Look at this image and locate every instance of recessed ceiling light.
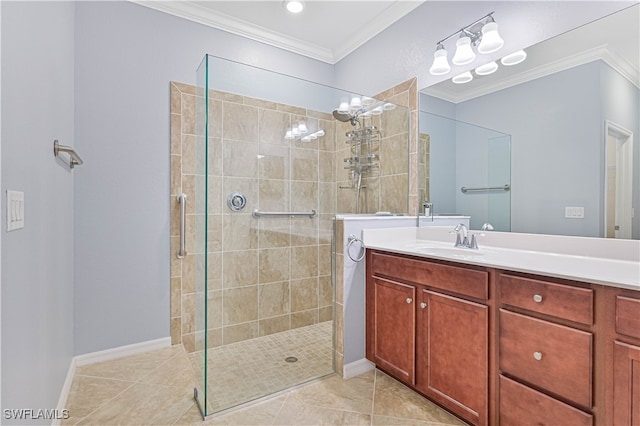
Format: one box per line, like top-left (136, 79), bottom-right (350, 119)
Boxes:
top-left (284, 1), bottom-right (304, 14)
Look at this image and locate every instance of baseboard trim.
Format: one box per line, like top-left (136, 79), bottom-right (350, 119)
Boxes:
top-left (53, 357), bottom-right (76, 426)
top-left (343, 358), bottom-right (375, 379)
top-left (74, 337), bottom-right (172, 366)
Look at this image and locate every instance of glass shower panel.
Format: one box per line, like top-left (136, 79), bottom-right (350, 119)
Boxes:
top-left (420, 111), bottom-right (511, 230)
top-left (192, 54), bottom-right (410, 418)
top-left (193, 55), bottom-right (208, 414)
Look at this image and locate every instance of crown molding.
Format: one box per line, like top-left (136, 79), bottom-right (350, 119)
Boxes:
top-left (425, 45), bottom-right (640, 104)
top-left (131, 1), bottom-right (423, 64)
top-left (131, 0), bottom-right (334, 63)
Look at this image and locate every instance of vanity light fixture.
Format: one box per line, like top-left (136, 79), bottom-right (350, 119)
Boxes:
top-left (475, 61), bottom-right (498, 76)
top-left (284, 0), bottom-right (304, 14)
top-left (501, 49), bottom-right (527, 66)
top-left (429, 12), bottom-right (504, 76)
top-left (452, 71), bottom-right (473, 84)
top-left (284, 122), bottom-right (323, 142)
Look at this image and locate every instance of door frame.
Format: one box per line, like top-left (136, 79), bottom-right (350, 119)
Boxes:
top-left (603, 120), bottom-right (634, 239)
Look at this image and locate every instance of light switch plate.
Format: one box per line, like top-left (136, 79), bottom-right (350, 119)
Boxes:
top-left (6, 190), bottom-right (25, 231)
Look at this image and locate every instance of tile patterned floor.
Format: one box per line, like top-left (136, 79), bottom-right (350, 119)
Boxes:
top-left (193, 321), bottom-right (333, 413)
top-left (63, 332), bottom-right (466, 425)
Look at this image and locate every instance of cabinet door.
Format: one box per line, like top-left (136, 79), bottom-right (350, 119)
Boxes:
top-left (417, 290), bottom-right (488, 425)
top-left (371, 277), bottom-right (416, 384)
top-left (613, 341), bottom-right (640, 426)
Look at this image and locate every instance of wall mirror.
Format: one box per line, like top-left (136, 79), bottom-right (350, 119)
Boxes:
top-left (419, 4), bottom-right (639, 239)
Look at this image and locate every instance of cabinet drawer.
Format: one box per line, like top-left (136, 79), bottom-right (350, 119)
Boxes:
top-left (499, 375), bottom-right (592, 426)
top-left (616, 296), bottom-right (640, 340)
top-left (370, 251), bottom-right (488, 300)
top-left (499, 309), bottom-right (592, 408)
top-left (500, 274), bottom-right (593, 325)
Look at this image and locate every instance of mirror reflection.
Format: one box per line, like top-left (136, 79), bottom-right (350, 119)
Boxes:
top-left (420, 4), bottom-right (639, 239)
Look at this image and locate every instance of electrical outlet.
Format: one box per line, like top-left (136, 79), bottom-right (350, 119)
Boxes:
top-left (6, 190), bottom-right (25, 231)
top-left (565, 206), bottom-right (584, 219)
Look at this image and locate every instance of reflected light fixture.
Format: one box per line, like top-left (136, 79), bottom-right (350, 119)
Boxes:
top-left (475, 61), bottom-right (498, 76)
top-left (501, 49), bottom-right (527, 66)
top-left (429, 12), bottom-right (504, 76)
top-left (284, 1), bottom-right (304, 14)
top-left (452, 71), bottom-right (473, 84)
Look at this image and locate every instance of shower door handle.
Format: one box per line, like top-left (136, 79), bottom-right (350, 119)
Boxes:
top-left (176, 193), bottom-right (187, 259)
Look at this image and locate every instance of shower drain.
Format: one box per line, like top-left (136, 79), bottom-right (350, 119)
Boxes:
top-left (284, 356), bottom-right (298, 363)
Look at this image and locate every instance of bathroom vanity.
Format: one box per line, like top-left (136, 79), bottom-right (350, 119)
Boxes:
top-left (363, 227), bottom-right (640, 426)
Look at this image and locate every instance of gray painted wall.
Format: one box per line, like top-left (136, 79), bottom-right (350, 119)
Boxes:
top-left (1, 1), bottom-right (75, 420)
top-left (73, 1), bottom-right (334, 355)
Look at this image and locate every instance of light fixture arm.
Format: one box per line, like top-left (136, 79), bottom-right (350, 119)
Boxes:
top-left (435, 11), bottom-right (495, 46)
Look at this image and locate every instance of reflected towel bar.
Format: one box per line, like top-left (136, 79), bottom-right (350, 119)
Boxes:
top-left (252, 209), bottom-right (317, 218)
top-left (176, 193), bottom-right (187, 259)
top-left (461, 184), bottom-right (510, 193)
top-left (53, 140), bottom-right (83, 169)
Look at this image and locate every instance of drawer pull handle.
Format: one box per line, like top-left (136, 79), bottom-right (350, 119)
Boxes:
top-left (533, 294), bottom-right (543, 303)
top-left (533, 351), bottom-right (543, 361)
top-left (420, 302), bottom-right (427, 309)
top-left (406, 298), bottom-right (413, 304)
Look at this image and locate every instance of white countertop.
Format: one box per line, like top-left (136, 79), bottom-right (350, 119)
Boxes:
top-left (362, 227), bottom-right (640, 291)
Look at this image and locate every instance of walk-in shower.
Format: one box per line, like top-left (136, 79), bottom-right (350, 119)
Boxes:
top-left (169, 54), bottom-right (410, 418)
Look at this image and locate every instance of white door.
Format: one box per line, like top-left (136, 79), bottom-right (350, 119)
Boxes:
top-left (604, 121), bottom-right (634, 239)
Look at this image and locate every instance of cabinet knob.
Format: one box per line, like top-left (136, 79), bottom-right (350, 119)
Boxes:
top-left (420, 302), bottom-right (427, 309)
top-left (533, 351), bottom-right (543, 361)
top-left (533, 294), bottom-right (543, 303)
top-left (406, 298), bottom-right (413, 304)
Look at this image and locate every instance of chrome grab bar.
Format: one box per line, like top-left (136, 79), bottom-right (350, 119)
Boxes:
top-left (53, 140), bottom-right (83, 169)
top-left (461, 184), bottom-right (510, 193)
top-left (176, 193), bottom-right (187, 259)
top-left (252, 209), bottom-right (316, 218)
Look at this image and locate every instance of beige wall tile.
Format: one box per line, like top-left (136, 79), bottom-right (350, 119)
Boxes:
top-left (207, 214), bottom-right (223, 252)
top-left (291, 309), bottom-right (318, 329)
top-left (170, 83), bottom-right (182, 113)
top-left (291, 217), bottom-right (318, 246)
top-left (335, 303), bottom-right (344, 355)
top-left (170, 236), bottom-right (181, 278)
top-left (259, 144), bottom-right (289, 180)
top-left (170, 317), bottom-right (181, 345)
top-left (259, 179), bottom-right (289, 212)
top-left (222, 139), bottom-right (258, 178)
top-left (207, 328), bottom-right (223, 348)
top-left (291, 148), bottom-right (319, 182)
top-left (291, 246), bottom-right (318, 279)
top-left (171, 277), bottom-right (181, 318)
top-left (380, 134), bottom-right (409, 177)
top-left (258, 217), bottom-right (290, 248)
top-left (245, 97), bottom-right (277, 110)
top-left (174, 81), bottom-right (196, 95)
top-left (259, 315), bottom-right (291, 336)
top-left (318, 245), bottom-right (331, 277)
top-left (181, 94), bottom-right (196, 135)
top-left (335, 255), bottom-right (344, 305)
top-left (223, 101), bottom-right (258, 142)
top-left (318, 275), bottom-right (332, 308)
top-left (207, 290), bottom-right (223, 329)
top-left (223, 286), bottom-right (258, 325)
top-left (318, 120), bottom-right (335, 152)
top-left (181, 293), bottom-right (196, 334)
top-left (291, 181), bottom-right (317, 212)
top-left (319, 306), bottom-right (333, 322)
top-left (206, 252), bottom-right (222, 291)
top-left (380, 174), bottom-right (408, 214)
top-left (208, 99), bottom-right (223, 139)
top-left (223, 214), bottom-right (258, 251)
top-left (170, 114), bottom-right (181, 155)
top-left (223, 321), bottom-right (259, 345)
top-left (259, 281), bottom-right (290, 318)
top-left (318, 183), bottom-right (336, 215)
top-left (223, 250), bottom-right (258, 288)
top-left (259, 247), bottom-right (291, 284)
top-left (259, 109), bottom-right (290, 146)
top-left (291, 278), bottom-right (318, 312)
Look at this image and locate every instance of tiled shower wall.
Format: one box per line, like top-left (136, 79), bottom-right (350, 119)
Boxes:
top-left (170, 78), bottom-right (419, 351)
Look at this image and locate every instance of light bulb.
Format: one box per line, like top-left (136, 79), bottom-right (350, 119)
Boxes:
top-left (383, 103), bottom-right (396, 111)
top-left (337, 97), bottom-right (349, 113)
top-left (501, 50), bottom-right (527, 66)
top-left (452, 71), bottom-right (473, 84)
top-left (475, 61), bottom-right (498, 76)
top-left (309, 133), bottom-right (318, 140)
top-left (349, 96), bottom-right (362, 111)
top-left (284, 130), bottom-right (294, 140)
top-left (429, 44), bottom-right (451, 75)
top-left (292, 126), bottom-right (300, 137)
top-left (284, 1), bottom-right (304, 14)
top-left (452, 35), bottom-right (476, 65)
top-left (315, 129), bottom-right (325, 137)
top-left (301, 136), bottom-right (311, 142)
top-left (371, 106), bottom-right (383, 115)
top-left (477, 21), bottom-right (504, 54)
top-left (298, 121), bottom-right (308, 134)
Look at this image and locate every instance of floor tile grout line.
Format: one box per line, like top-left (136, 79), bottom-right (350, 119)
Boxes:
top-left (66, 380), bottom-right (139, 425)
top-left (370, 369), bottom-right (377, 426)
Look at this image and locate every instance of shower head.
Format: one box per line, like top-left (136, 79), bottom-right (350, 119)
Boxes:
top-left (333, 110), bottom-right (360, 126)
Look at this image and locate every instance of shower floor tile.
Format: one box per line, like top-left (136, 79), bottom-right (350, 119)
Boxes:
top-left (196, 321), bottom-right (333, 414)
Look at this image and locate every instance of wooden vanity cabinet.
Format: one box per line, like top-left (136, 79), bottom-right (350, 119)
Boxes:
top-left (606, 288), bottom-right (640, 426)
top-left (366, 250), bottom-right (491, 426)
top-left (497, 272), bottom-right (595, 425)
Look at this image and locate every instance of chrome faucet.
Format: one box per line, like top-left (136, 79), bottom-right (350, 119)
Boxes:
top-left (453, 222), bottom-right (493, 249)
top-left (452, 223), bottom-right (470, 248)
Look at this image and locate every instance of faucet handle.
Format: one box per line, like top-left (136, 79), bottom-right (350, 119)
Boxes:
top-left (481, 223), bottom-right (494, 231)
top-left (469, 233), bottom-right (479, 249)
